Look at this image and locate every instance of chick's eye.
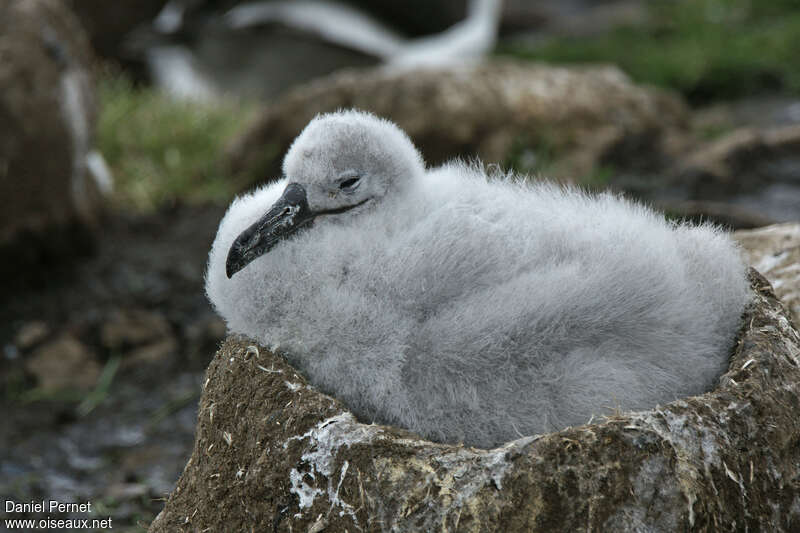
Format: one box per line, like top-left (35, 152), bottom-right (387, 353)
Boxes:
top-left (339, 177), bottom-right (360, 190)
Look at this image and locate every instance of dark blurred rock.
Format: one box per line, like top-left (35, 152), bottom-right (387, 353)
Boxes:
top-left (675, 125), bottom-right (800, 222)
top-left (736, 222), bottom-right (800, 324)
top-left (185, 315), bottom-right (227, 362)
top-left (125, 337), bottom-right (179, 366)
top-left (14, 321), bottom-right (51, 351)
top-left (0, 0), bottom-right (103, 250)
top-left (149, 270), bottom-right (800, 532)
top-left (25, 334), bottom-right (101, 391)
top-left (66, 0), bottom-right (168, 63)
top-left (693, 96), bottom-right (800, 132)
top-left (101, 309), bottom-right (173, 350)
top-left (106, 482), bottom-right (150, 501)
top-left (228, 60), bottom-right (688, 184)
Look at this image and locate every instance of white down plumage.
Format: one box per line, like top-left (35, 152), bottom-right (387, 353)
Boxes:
top-left (206, 110), bottom-right (749, 448)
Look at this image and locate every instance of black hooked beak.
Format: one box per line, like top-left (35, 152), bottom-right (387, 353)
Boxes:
top-left (226, 183), bottom-right (313, 278)
top-left (225, 182), bottom-right (371, 278)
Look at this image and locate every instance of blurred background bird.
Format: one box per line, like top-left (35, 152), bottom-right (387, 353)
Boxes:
top-left (127, 0), bottom-right (503, 99)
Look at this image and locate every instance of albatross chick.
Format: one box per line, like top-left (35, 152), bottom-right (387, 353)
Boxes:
top-left (206, 110), bottom-right (749, 448)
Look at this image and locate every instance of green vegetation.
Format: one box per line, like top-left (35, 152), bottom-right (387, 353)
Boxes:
top-left (499, 0), bottom-right (800, 103)
top-left (581, 165), bottom-right (615, 189)
top-left (77, 355), bottom-right (121, 416)
top-left (504, 133), bottom-right (556, 177)
top-left (504, 133), bottom-right (615, 189)
top-left (11, 355), bottom-right (121, 413)
top-left (97, 75), bottom-right (256, 212)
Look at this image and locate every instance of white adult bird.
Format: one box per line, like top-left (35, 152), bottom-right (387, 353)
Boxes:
top-left (226, 0), bottom-right (503, 69)
top-left (144, 0), bottom-right (502, 99)
top-left (206, 110), bottom-right (750, 449)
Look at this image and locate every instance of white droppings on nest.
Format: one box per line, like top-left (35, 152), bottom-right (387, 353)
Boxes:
top-left (289, 468), bottom-right (323, 509)
top-left (284, 414), bottom-right (376, 470)
top-left (327, 460), bottom-right (359, 522)
top-left (282, 412), bottom-right (536, 519)
top-left (284, 381), bottom-right (302, 391)
top-left (244, 345), bottom-right (259, 361)
top-left (722, 460), bottom-right (750, 509)
top-left (700, 430), bottom-right (721, 465)
top-left (608, 454), bottom-right (684, 531)
top-left (256, 363), bottom-right (282, 374)
top-left (479, 434), bottom-right (541, 491)
top-left (625, 411), bottom-right (702, 526)
top-left (283, 414), bottom-right (378, 512)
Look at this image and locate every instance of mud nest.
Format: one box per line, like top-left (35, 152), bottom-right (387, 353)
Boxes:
top-left (150, 269), bottom-right (800, 532)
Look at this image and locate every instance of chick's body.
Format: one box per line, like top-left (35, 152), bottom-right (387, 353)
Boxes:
top-left (206, 111), bottom-right (749, 448)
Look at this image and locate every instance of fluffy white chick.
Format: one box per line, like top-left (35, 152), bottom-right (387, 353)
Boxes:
top-left (206, 110), bottom-right (749, 448)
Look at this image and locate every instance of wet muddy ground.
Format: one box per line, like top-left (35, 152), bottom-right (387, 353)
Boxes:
top-left (1, 205), bottom-right (226, 531)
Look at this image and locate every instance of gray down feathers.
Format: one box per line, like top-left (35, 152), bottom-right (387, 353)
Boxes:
top-left (206, 110), bottom-right (750, 448)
